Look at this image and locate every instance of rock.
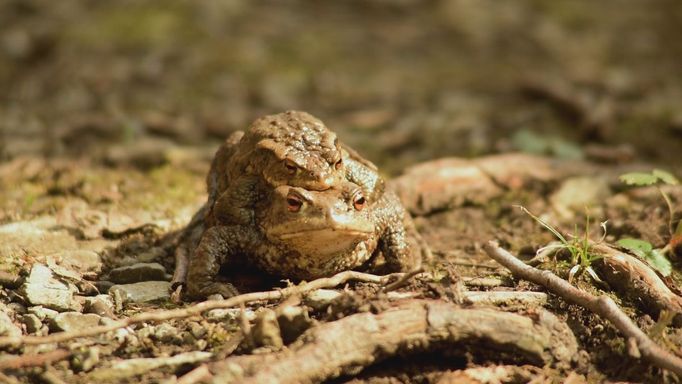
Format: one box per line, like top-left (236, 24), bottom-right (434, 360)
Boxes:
top-left (56, 250), bottom-right (103, 274)
top-left (87, 351), bottom-right (212, 381)
top-left (109, 281), bottom-right (171, 303)
top-left (151, 323), bottom-right (183, 344)
top-left (188, 322), bottom-right (207, 339)
top-left (390, 158), bottom-right (503, 215)
top-left (84, 295), bottom-right (115, 318)
top-left (108, 263), bottom-right (167, 284)
top-left (0, 306), bottom-right (21, 338)
top-left (475, 153), bottom-right (590, 190)
top-left (0, 218), bottom-right (78, 267)
top-left (72, 347), bottom-right (100, 372)
top-left (277, 305), bottom-right (313, 344)
top-left (94, 280), bottom-right (114, 294)
top-left (104, 137), bottom-right (174, 169)
top-left (251, 308), bottom-right (283, 349)
top-left (21, 314), bottom-right (43, 334)
top-left (0, 271), bottom-right (22, 288)
top-left (28, 306), bottom-right (59, 321)
top-left (206, 308), bottom-right (256, 322)
top-left (304, 289), bottom-right (343, 310)
top-left (20, 264), bottom-right (81, 312)
top-left (50, 312), bottom-right (102, 332)
top-left (550, 176), bottom-right (611, 218)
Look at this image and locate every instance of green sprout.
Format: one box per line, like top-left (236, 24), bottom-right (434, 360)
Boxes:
top-left (618, 169), bottom-right (679, 276)
top-left (516, 205), bottom-right (606, 284)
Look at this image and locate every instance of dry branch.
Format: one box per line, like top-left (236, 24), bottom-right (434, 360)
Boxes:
top-left (209, 300), bottom-right (578, 383)
top-left (0, 349), bottom-right (71, 371)
top-left (483, 241), bottom-right (682, 376)
top-left (0, 270), bottom-right (402, 348)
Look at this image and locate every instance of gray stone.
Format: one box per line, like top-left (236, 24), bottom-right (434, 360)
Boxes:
top-left (50, 312), bottom-right (102, 332)
top-left (28, 306), bottom-right (59, 321)
top-left (550, 176), bottom-right (611, 218)
top-left (206, 307), bottom-right (255, 322)
top-left (152, 323), bottom-right (182, 344)
top-left (0, 308), bottom-right (21, 338)
top-left (108, 263), bottom-right (167, 284)
top-left (21, 264), bottom-right (81, 312)
top-left (304, 289), bottom-right (343, 310)
top-left (87, 351), bottom-right (211, 381)
top-left (56, 250), bottom-right (103, 274)
top-left (390, 158), bottom-right (502, 215)
top-left (109, 281), bottom-right (171, 303)
top-left (94, 280), bottom-right (114, 294)
top-left (84, 295), bottom-right (115, 318)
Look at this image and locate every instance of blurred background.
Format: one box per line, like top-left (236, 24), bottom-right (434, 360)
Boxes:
top-left (2, 0), bottom-right (682, 174)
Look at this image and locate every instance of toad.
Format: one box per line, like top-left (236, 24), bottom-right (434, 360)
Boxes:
top-left (186, 180), bottom-right (422, 298)
top-left (172, 111), bottom-right (427, 298)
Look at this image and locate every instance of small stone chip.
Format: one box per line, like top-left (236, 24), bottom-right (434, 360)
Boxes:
top-left (107, 263), bottom-right (167, 284)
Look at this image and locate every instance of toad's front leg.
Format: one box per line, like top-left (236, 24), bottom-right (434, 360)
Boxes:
top-left (185, 225), bottom-right (254, 300)
top-left (376, 194), bottom-right (427, 272)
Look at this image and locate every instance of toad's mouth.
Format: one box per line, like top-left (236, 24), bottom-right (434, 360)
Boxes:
top-left (277, 228), bottom-right (372, 239)
top-left (267, 227), bottom-right (374, 256)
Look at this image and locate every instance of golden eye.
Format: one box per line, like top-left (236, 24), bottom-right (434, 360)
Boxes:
top-left (353, 193), bottom-right (366, 211)
top-left (283, 159), bottom-right (298, 175)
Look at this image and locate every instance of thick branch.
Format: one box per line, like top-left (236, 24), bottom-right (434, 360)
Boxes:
top-left (0, 270), bottom-right (401, 348)
top-left (590, 243), bottom-right (682, 315)
top-left (209, 300), bottom-right (578, 383)
top-left (483, 241), bottom-right (682, 376)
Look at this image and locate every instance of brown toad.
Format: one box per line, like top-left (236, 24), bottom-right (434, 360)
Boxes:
top-left (185, 180), bottom-right (424, 298)
top-left (172, 111), bottom-right (427, 299)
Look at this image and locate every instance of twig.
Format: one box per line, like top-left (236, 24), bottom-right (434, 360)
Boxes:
top-left (0, 349), bottom-right (72, 370)
top-left (381, 268), bottom-right (423, 293)
top-left (449, 260), bottom-right (499, 269)
top-left (0, 270), bottom-right (402, 348)
top-left (483, 241), bottom-right (682, 376)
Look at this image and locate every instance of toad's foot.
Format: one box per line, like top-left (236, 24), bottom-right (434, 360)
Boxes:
top-left (187, 281), bottom-right (240, 300)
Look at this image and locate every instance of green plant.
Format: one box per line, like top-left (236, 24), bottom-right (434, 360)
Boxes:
top-left (615, 238), bottom-right (672, 277)
top-left (516, 205), bottom-right (606, 284)
top-left (618, 169), bottom-right (679, 276)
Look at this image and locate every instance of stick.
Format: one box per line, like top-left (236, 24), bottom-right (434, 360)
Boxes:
top-left (0, 270), bottom-right (402, 348)
top-left (0, 349), bottom-right (71, 370)
top-left (483, 241), bottom-right (682, 376)
top-left (381, 268), bottom-right (423, 293)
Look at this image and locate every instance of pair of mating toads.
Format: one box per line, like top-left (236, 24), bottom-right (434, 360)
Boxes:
top-left (172, 111), bottom-right (428, 299)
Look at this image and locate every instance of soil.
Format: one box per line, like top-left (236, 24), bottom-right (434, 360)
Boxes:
top-left (1, 1), bottom-right (682, 383)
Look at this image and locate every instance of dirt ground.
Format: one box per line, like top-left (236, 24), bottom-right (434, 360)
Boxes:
top-left (2, 1), bottom-right (682, 383)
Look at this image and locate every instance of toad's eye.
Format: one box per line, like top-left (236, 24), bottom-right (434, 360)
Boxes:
top-left (283, 159), bottom-right (298, 175)
top-left (353, 193), bottom-right (366, 211)
top-left (287, 195), bottom-right (303, 213)
top-left (334, 159), bottom-right (343, 170)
